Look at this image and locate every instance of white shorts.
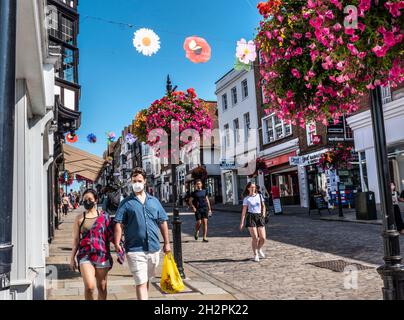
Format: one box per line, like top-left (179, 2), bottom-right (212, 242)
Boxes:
top-left (126, 251), bottom-right (160, 286)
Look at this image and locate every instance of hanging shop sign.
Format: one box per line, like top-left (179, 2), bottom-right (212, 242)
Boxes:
top-left (312, 134), bottom-right (322, 145)
top-left (289, 149), bottom-right (329, 167)
top-left (262, 151), bottom-right (296, 168)
top-left (219, 159), bottom-right (237, 170)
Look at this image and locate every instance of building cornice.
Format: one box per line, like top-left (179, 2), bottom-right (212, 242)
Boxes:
top-left (347, 97), bottom-right (404, 131)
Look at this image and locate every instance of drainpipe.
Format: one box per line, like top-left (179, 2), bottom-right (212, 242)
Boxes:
top-left (0, 0), bottom-right (17, 295)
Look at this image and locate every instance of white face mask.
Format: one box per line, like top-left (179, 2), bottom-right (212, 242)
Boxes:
top-left (132, 182), bottom-right (145, 193)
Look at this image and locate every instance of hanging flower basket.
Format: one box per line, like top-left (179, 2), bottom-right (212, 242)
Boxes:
top-left (59, 171), bottom-right (74, 186)
top-left (76, 174), bottom-right (92, 183)
top-left (255, 0), bottom-right (403, 126)
top-left (318, 143), bottom-right (354, 170)
top-left (133, 88), bottom-right (213, 158)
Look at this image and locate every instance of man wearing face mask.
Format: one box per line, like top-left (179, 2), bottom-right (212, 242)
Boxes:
top-left (114, 167), bottom-right (171, 300)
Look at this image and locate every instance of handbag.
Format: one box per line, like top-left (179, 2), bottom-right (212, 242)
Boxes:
top-left (259, 194), bottom-right (269, 224)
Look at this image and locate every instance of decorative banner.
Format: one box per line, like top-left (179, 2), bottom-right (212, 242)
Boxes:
top-left (66, 133), bottom-right (78, 143)
top-left (133, 28), bottom-right (160, 56)
top-left (87, 133), bottom-right (97, 144)
top-left (125, 133), bottom-right (137, 144)
top-left (183, 36), bottom-right (211, 63)
top-left (235, 38), bottom-right (257, 71)
top-left (106, 132), bottom-right (116, 144)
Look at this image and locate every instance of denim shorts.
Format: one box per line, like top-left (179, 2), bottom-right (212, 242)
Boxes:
top-left (79, 256), bottom-right (111, 269)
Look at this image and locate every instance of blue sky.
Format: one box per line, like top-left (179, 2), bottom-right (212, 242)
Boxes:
top-left (74, 0), bottom-right (261, 157)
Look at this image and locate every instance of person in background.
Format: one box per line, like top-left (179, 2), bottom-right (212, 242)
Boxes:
top-left (391, 182), bottom-right (404, 235)
top-left (240, 182), bottom-right (267, 262)
top-left (62, 193), bottom-right (70, 216)
top-left (70, 189), bottom-right (116, 300)
top-left (189, 179), bottom-right (212, 242)
top-left (114, 167), bottom-right (171, 300)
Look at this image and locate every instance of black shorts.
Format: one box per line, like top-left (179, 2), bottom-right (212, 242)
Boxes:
top-left (195, 209), bottom-right (209, 221)
top-left (246, 213), bottom-right (265, 228)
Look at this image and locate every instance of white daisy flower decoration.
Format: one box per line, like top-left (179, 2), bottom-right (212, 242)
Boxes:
top-left (133, 28), bottom-right (160, 56)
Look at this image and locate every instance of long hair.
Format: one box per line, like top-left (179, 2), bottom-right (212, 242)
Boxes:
top-left (242, 182), bottom-right (256, 199)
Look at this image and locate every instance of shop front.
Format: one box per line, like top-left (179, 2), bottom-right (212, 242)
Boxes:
top-left (260, 151), bottom-right (300, 205)
top-left (291, 149), bottom-right (361, 208)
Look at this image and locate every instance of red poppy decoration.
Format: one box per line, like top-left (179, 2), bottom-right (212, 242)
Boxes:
top-left (66, 133), bottom-right (78, 143)
top-left (183, 36), bottom-right (211, 64)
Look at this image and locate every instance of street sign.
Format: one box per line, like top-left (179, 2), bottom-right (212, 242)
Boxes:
top-left (219, 159), bottom-right (237, 170)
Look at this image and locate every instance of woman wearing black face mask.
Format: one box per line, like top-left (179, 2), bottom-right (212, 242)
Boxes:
top-left (70, 189), bottom-right (118, 300)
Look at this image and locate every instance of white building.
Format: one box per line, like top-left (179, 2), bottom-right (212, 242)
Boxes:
top-left (3, 0), bottom-right (59, 300)
top-left (347, 86), bottom-right (404, 203)
top-left (216, 68), bottom-right (259, 204)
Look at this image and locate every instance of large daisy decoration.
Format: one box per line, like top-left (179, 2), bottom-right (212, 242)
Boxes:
top-left (235, 39), bottom-right (257, 71)
top-left (183, 36), bottom-right (211, 64)
top-left (133, 28), bottom-right (160, 56)
top-left (125, 133), bottom-right (137, 145)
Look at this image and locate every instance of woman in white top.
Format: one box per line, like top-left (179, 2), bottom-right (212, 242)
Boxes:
top-left (239, 182), bottom-right (267, 262)
top-left (391, 182), bottom-right (404, 235)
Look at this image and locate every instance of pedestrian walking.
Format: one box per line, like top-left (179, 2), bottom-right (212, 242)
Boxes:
top-left (62, 193), bottom-right (70, 216)
top-left (69, 189), bottom-right (115, 300)
top-left (114, 167), bottom-right (171, 300)
top-left (239, 182), bottom-right (267, 262)
top-left (189, 179), bottom-right (212, 242)
top-left (391, 182), bottom-right (404, 235)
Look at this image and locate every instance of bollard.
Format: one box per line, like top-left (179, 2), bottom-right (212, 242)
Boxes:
top-left (172, 207), bottom-right (186, 279)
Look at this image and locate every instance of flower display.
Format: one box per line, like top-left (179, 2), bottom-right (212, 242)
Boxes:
top-left (125, 133), bottom-right (137, 144)
top-left (106, 132), bottom-right (116, 144)
top-left (59, 171), bottom-right (74, 186)
top-left (255, 0), bottom-right (404, 126)
top-left (318, 143), bottom-right (354, 170)
top-left (133, 88), bottom-right (213, 158)
top-left (76, 174), bottom-right (92, 183)
top-left (133, 28), bottom-right (161, 56)
top-left (66, 133), bottom-right (78, 143)
top-left (87, 133), bottom-right (97, 144)
top-left (235, 38), bottom-right (257, 71)
top-left (183, 36), bottom-right (212, 63)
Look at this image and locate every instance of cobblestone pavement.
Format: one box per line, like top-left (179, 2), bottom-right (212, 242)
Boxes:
top-left (178, 208), bottom-right (404, 300)
top-left (46, 208), bottom-right (237, 300)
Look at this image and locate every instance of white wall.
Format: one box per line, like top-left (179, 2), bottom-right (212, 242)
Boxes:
top-left (64, 88), bottom-right (76, 110)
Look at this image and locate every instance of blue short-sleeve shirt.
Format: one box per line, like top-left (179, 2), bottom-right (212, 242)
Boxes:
top-left (114, 193), bottom-right (169, 253)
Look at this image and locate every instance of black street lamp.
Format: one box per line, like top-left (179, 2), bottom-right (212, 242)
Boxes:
top-left (166, 76), bottom-right (185, 279)
top-left (371, 86), bottom-right (404, 299)
top-left (0, 0), bottom-right (17, 295)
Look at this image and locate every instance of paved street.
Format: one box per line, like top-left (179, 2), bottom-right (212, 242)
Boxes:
top-left (46, 208), bottom-right (237, 300)
top-left (179, 207), bottom-right (404, 300)
top-left (46, 206), bottom-right (404, 300)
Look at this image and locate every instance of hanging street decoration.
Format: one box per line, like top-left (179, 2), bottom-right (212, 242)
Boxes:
top-left (133, 28), bottom-right (161, 56)
top-left (125, 133), bottom-right (137, 144)
top-left (59, 171), bottom-right (74, 186)
top-left (66, 132), bottom-right (78, 143)
top-left (106, 131), bottom-right (116, 144)
top-left (234, 38), bottom-right (257, 71)
top-left (183, 36), bottom-right (212, 63)
top-left (87, 133), bottom-right (97, 144)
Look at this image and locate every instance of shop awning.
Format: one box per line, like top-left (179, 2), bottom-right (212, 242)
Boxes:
top-left (63, 144), bottom-right (105, 182)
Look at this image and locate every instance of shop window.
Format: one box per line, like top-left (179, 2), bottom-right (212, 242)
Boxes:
top-left (262, 113), bottom-right (292, 144)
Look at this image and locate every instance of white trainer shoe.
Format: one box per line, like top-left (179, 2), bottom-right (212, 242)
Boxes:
top-left (253, 254), bottom-right (260, 262)
top-left (258, 249), bottom-right (266, 259)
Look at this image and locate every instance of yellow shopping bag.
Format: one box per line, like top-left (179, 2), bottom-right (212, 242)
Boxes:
top-left (160, 252), bottom-right (185, 294)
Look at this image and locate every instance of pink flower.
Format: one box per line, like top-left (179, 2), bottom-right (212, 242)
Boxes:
top-left (385, 1), bottom-right (403, 17)
top-left (359, 0), bottom-right (371, 11)
top-left (350, 35), bottom-right (360, 42)
top-left (332, 23), bottom-right (342, 32)
top-left (389, 59), bottom-right (403, 78)
top-left (345, 28), bottom-right (355, 36)
top-left (293, 33), bottom-right (302, 39)
top-left (347, 43), bottom-right (359, 56)
top-left (294, 47), bottom-right (303, 55)
top-left (358, 52), bottom-right (367, 59)
top-left (307, 0), bottom-right (317, 9)
top-left (307, 70), bottom-right (316, 78)
top-left (305, 32), bottom-right (312, 39)
top-left (291, 68), bottom-right (301, 78)
top-left (325, 10), bottom-right (334, 19)
top-left (330, 0), bottom-right (342, 10)
top-left (322, 56), bottom-right (333, 70)
top-left (336, 61), bottom-right (345, 71)
top-left (383, 31), bottom-right (396, 47)
top-left (357, 22), bottom-right (366, 33)
top-left (372, 45), bottom-right (388, 57)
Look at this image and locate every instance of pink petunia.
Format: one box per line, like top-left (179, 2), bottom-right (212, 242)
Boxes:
top-left (291, 68), bottom-right (301, 78)
top-left (294, 47), bottom-right (303, 55)
top-left (347, 43), bottom-right (359, 56)
top-left (372, 45), bottom-right (388, 57)
top-left (383, 31), bottom-right (396, 47)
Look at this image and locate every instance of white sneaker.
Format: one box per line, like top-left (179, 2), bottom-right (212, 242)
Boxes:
top-left (253, 254), bottom-right (260, 262)
top-left (258, 249), bottom-right (266, 259)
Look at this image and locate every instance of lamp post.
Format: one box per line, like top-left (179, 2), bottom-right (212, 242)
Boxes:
top-left (0, 0), bottom-right (17, 298)
top-left (166, 76), bottom-right (185, 279)
top-left (371, 86), bottom-right (404, 299)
